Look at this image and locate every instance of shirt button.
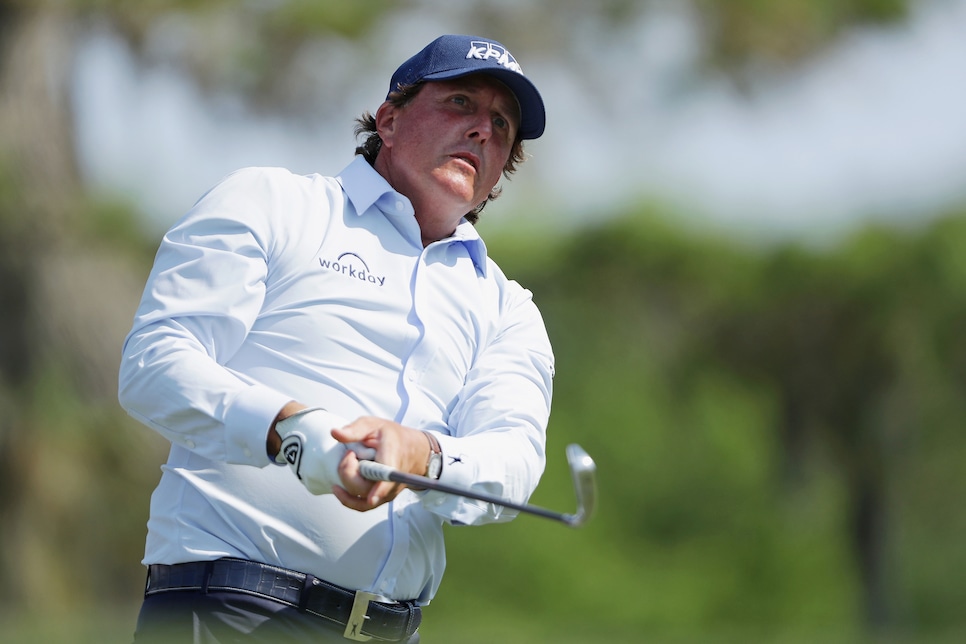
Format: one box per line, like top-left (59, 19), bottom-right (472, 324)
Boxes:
top-left (395, 200), bottom-right (404, 211)
top-left (244, 448), bottom-right (252, 459)
top-left (186, 439), bottom-right (195, 449)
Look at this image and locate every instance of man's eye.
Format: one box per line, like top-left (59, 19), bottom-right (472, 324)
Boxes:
top-left (451, 96), bottom-right (467, 105)
top-left (494, 116), bottom-right (508, 129)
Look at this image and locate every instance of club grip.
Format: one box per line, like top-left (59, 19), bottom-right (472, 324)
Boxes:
top-left (358, 460), bottom-right (395, 482)
top-left (346, 442), bottom-right (376, 461)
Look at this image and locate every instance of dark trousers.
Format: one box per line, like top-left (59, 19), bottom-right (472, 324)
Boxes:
top-left (133, 589), bottom-right (421, 643)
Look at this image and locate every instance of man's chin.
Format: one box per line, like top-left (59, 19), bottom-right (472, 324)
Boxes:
top-left (432, 174), bottom-right (485, 210)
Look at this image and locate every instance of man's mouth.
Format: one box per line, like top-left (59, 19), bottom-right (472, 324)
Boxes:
top-left (451, 152), bottom-right (480, 172)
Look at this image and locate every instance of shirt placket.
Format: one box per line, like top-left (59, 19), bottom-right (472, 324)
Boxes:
top-left (373, 245), bottom-right (439, 598)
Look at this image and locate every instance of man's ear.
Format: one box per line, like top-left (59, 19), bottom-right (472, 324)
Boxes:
top-left (374, 102), bottom-right (397, 147)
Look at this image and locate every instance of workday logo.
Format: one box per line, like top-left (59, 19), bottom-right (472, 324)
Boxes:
top-left (466, 41), bottom-right (523, 74)
top-left (319, 252), bottom-right (386, 287)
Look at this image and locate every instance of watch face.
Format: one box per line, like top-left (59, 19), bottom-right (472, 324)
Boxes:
top-left (427, 453), bottom-right (442, 479)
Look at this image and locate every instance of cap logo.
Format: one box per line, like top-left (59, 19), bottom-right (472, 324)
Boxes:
top-left (466, 41), bottom-right (523, 74)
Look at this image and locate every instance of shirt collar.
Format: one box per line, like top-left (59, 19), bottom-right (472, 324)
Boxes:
top-left (449, 219), bottom-right (488, 277)
top-left (336, 155), bottom-right (489, 276)
top-left (337, 155), bottom-right (406, 216)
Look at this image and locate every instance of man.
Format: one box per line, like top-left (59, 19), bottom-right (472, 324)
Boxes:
top-left (119, 34), bottom-right (553, 642)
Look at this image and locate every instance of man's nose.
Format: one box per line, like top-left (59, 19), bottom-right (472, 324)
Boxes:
top-left (467, 115), bottom-right (493, 143)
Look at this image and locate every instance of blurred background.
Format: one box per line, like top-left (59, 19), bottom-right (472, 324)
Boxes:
top-left (1, 0), bottom-right (964, 642)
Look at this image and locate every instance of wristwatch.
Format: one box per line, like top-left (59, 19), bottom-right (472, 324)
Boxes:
top-left (423, 431), bottom-right (442, 480)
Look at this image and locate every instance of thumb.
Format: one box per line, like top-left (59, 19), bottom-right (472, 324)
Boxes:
top-left (331, 423), bottom-right (367, 444)
top-left (332, 424), bottom-right (377, 460)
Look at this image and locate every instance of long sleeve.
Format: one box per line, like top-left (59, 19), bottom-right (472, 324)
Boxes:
top-left (118, 157), bottom-right (556, 602)
top-left (118, 168), bottom-right (295, 466)
top-left (422, 269), bottom-right (555, 526)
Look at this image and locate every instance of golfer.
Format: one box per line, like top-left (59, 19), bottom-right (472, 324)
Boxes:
top-left (119, 34), bottom-right (553, 642)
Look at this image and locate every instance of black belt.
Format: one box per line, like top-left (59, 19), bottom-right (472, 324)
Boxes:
top-left (145, 558), bottom-right (421, 642)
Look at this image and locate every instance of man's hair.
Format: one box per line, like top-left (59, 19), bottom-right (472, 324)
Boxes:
top-left (354, 82), bottom-right (527, 225)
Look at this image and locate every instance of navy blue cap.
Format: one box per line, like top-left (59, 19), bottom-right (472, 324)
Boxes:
top-left (388, 35), bottom-right (546, 140)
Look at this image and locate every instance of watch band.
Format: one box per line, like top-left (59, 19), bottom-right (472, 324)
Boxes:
top-left (422, 431), bottom-right (442, 480)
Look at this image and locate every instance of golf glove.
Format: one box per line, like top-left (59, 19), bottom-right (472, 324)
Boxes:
top-left (274, 407), bottom-right (351, 495)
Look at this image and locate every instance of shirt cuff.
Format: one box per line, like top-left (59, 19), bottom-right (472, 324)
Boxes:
top-left (223, 383), bottom-right (295, 467)
top-left (421, 432), bottom-right (493, 524)
top-left (432, 433), bottom-right (475, 488)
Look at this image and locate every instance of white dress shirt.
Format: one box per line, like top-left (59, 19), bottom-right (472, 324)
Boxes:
top-left (118, 156), bottom-right (554, 603)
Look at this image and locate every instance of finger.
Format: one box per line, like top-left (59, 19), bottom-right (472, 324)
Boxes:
top-left (345, 442), bottom-right (377, 460)
top-left (331, 417), bottom-right (378, 444)
top-left (342, 450), bottom-right (394, 504)
top-left (332, 481), bottom-right (401, 511)
top-left (368, 481), bottom-right (403, 507)
top-left (333, 426), bottom-right (379, 461)
top-left (332, 485), bottom-right (372, 512)
top-left (337, 451), bottom-right (371, 492)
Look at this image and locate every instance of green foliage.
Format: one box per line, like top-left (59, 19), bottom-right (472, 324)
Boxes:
top-left (64, 0), bottom-right (915, 96)
top-left (74, 0), bottom-right (391, 35)
top-left (3, 364), bottom-right (168, 609)
top-left (0, 1), bottom-right (955, 640)
top-left (263, 0), bottom-right (394, 39)
top-left (424, 205), bottom-right (966, 641)
top-left (3, 201), bottom-right (965, 642)
top-left (697, 0), bottom-right (909, 71)
top-left (78, 194), bottom-right (161, 264)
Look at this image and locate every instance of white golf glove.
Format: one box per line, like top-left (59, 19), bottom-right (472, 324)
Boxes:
top-left (274, 407), bottom-right (351, 495)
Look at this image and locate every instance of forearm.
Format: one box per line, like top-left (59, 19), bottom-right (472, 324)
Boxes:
top-left (119, 318), bottom-right (293, 466)
top-left (266, 400), bottom-right (308, 459)
top-left (423, 289), bottom-right (554, 524)
top-left (429, 425), bottom-right (546, 519)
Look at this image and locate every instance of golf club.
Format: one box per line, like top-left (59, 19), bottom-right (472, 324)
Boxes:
top-left (357, 443), bottom-right (597, 528)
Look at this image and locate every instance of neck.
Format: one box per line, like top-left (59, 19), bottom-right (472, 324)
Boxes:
top-left (373, 152), bottom-right (465, 247)
top-left (418, 219), bottom-right (459, 247)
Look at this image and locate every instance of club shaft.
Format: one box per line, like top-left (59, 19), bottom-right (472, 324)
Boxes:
top-left (363, 463), bottom-right (574, 524)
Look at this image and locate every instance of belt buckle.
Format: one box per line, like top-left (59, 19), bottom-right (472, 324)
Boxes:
top-left (344, 590), bottom-right (378, 641)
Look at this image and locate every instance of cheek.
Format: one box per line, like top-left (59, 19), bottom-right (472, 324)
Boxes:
top-left (483, 154), bottom-right (509, 187)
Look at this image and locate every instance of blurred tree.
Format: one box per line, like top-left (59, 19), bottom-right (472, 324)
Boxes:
top-left (696, 0), bottom-right (908, 70)
top-left (0, 0), bottom-right (79, 601)
top-left (698, 246), bottom-right (897, 628)
top-left (0, 0), bottom-right (937, 639)
top-left (63, 0), bottom-right (915, 113)
top-left (0, 0), bottom-right (163, 611)
top-left (485, 209), bottom-right (966, 639)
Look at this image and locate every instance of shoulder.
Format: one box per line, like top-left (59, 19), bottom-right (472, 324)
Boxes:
top-left (196, 167), bottom-right (342, 218)
top-left (213, 166), bottom-right (337, 195)
top-left (477, 255), bottom-right (539, 319)
top-left (177, 167), bottom-right (344, 244)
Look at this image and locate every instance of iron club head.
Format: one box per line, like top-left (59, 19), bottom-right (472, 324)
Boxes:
top-left (563, 443), bottom-right (597, 527)
top-left (358, 442), bottom-right (598, 528)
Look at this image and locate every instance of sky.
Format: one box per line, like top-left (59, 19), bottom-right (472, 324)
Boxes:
top-left (71, 0), bottom-right (966, 244)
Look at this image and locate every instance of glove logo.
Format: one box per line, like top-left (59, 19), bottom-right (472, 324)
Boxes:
top-left (279, 434), bottom-right (304, 477)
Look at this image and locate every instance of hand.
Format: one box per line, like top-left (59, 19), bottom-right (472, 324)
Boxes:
top-left (274, 407), bottom-right (349, 495)
top-left (330, 417), bottom-right (433, 511)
